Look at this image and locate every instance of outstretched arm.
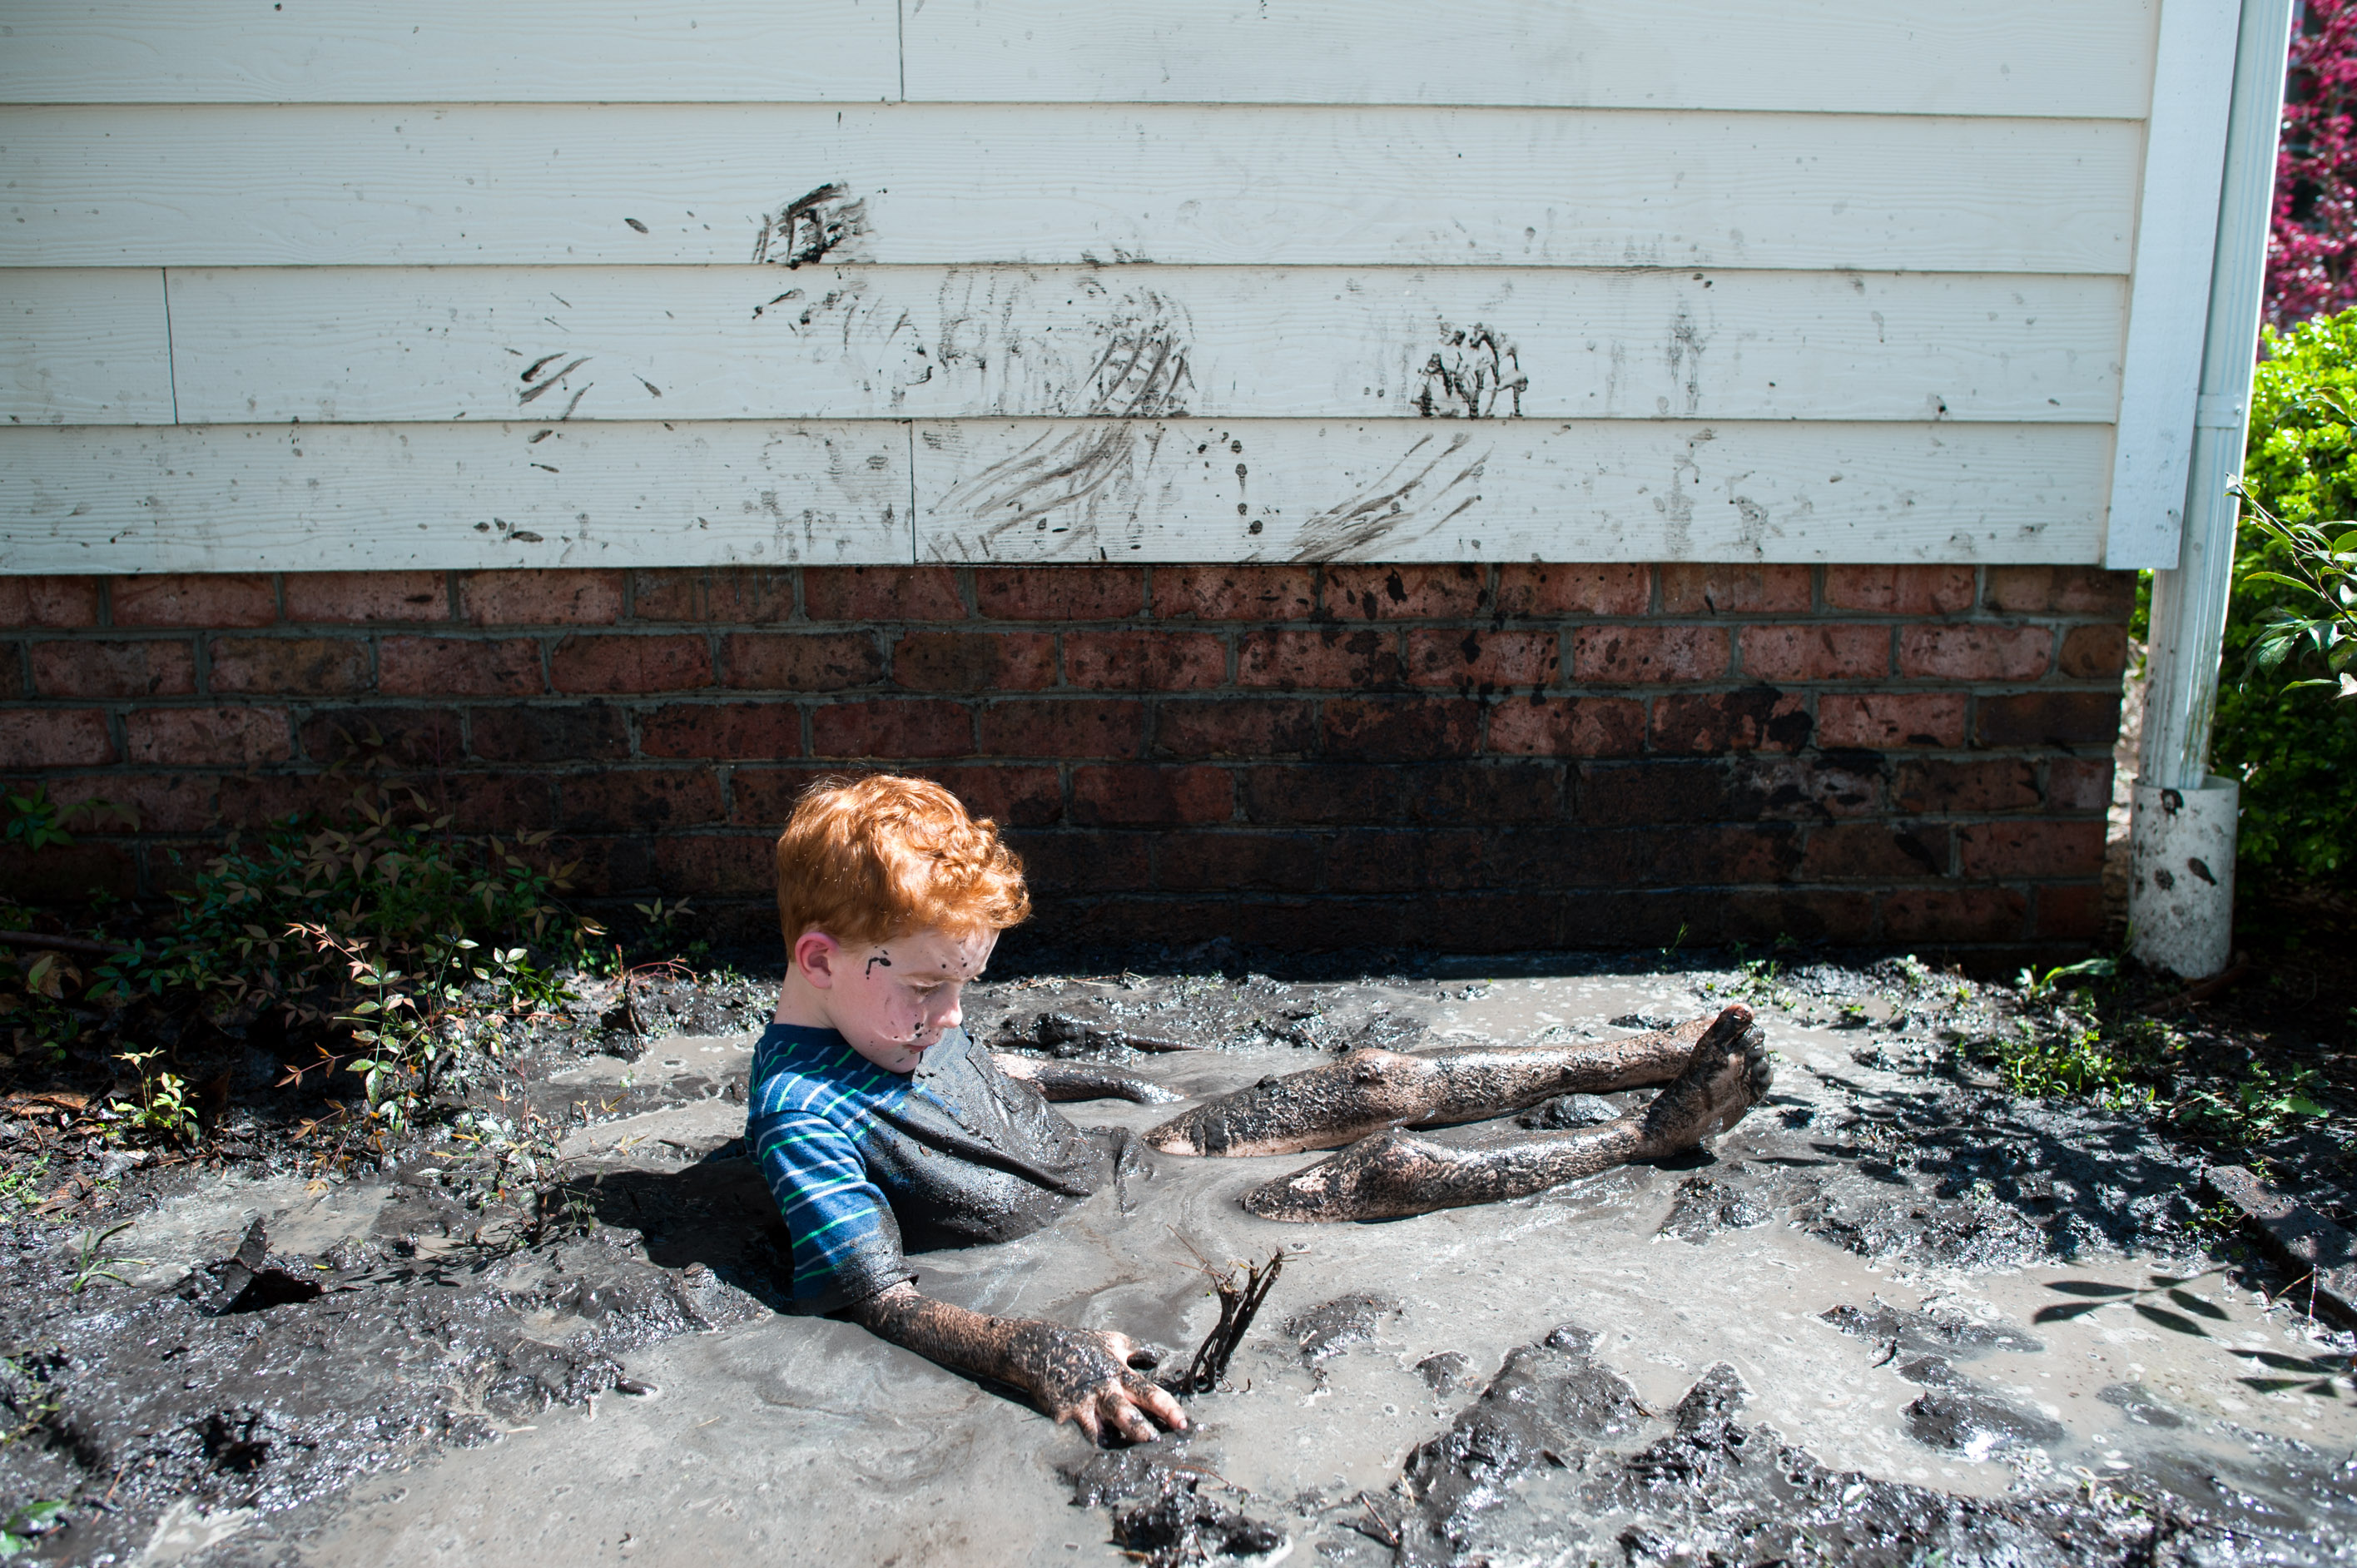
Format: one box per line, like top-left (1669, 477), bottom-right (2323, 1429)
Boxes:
top-left (846, 1281), bottom-right (1189, 1444)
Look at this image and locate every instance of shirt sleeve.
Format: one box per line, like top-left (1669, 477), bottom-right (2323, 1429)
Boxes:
top-left (749, 1106), bottom-right (911, 1311)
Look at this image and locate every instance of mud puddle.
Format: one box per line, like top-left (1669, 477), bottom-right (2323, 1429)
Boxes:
top-left (62, 969), bottom-right (2325, 1568)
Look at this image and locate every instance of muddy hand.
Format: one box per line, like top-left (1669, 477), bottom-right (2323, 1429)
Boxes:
top-left (1005, 1321), bottom-right (1188, 1444)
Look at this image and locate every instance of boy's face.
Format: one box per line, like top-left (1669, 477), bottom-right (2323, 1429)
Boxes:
top-left (794, 923), bottom-right (997, 1074)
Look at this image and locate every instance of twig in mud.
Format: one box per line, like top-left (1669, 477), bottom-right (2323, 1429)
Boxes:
top-left (1166, 1243), bottom-right (1297, 1396)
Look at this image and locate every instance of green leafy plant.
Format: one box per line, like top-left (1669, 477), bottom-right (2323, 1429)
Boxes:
top-left (2181, 1061), bottom-right (2332, 1146)
top-left (0, 1499), bottom-right (66, 1556)
top-left (2235, 487), bottom-right (2357, 695)
top-left (2, 786), bottom-right (132, 853)
top-left (112, 1047), bottom-right (199, 1148)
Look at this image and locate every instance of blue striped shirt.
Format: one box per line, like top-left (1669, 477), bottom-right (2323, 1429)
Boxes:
top-left (745, 1022), bottom-right (1114, 1311)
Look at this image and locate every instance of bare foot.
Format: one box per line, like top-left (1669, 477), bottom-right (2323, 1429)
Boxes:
top-left (1633, 1003), bottom-right (1772, 1155)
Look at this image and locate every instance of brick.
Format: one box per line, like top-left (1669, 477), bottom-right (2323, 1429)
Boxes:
top-left (207, 636), bottom-right (370, 695)
top-left (2058, 624), bottom-right (2128, 679)
top-left (1411, 763), bottom-right (1563, 825)
top-left (1985, 566), bottom-right (2136, 615)
top-left (125, 707), bottom-right (292, 767)
top-left (1956, 820), bottom-right (2106, 880)
top-left (1064, 630), bottom-right (1227, 690)
top-left (1237, 628), bottom-right (1402, 689)
top-left (0, 708), bottom-right (114, 767)
top-left (380, 636), bottom-right (544, 697)
top-left (1731, 755), bottom-right (1886, 820)
top-left (412, 773), bottom-right (556, 833)
top-left (653, 833), bottom-right (777, 897)
top-left (720, 632), bottom-right (885, 692)
top-left (1154, 698), bottom-right (1318, 759)
top-left (1069, 765), bottom-right (1233, 826)
top-left (2035, 883), bottom-right (2108, 940)
top-left (979, 698), bottom-right (1144, 758)
top-left (1154, 832), bottom-right (1325, 892)
top-left (557, 769), bottom-right (725, 833)
top-left (1816, 692), bottom-right (1967, 749)
top-left (30, 639), bottom-right (196, 697)
top-left (1881, 886), bottom-right (2029, 944)
top-left (916, 765), bottom-right (1064, 829)
top-left (1323, 563), bottom-right (1487, 620)
top-left (1152, 565), bottom-right (1313, 620)
top-left (1975, 691), bottom-right (2121, 748)
top-left (631, 567), bottom-right (796, 623)
top-left (1576, 761), bottom-right (1735, 825)
top-left (805, 566), bottom-right (965, 623)
top-left (0, 646), bottom-right (18, 698)
top-left (1571, 625), bottom-right (1729, 683)
top-left (727, 767), bottom-right (831, 827)
top-left (298, 707), bottom-right (463, 768)
top-left (891, 631), bottom-right (1055, 692)
top-left (1739, 624), bottom-right (1888, 682)
top-left (1322, 698), bottom-right (1481, 760)
top-left (1823, 565), bottom-right (1975, 616)
top-left (47, 773), bottom-right (217, 834)
top-left (0, 842), bottom-right (136, 904)
top-left (114, 573), bottom-right (278, 628)
top-left (1322, 829), bottom-right (1491, 893)
top-left (1005, 831), bottom-right (1151, 896)
top-left (1652, 687), bottom-right (1813, 754)
top-left (1899, 624), bottom-right (2052, 681)
top-left (0, 577), bottom-right (101, 629)
top-left (810, 698), bottom-right (974, 758)
top-left (1799, 822), bottom-right (1952, 881)
top-left (548, 835), bottom-right (657, 896)
top-left (2047, 757), bottom-right (2115, 812)
top-left (470, 704), bottom-right (633, 762)
top-left (550, 633), bottom-right (713, 694)
top-left (1242, 764), bottom-right (1403, 825)
top-left (1893, 758), bottom-right (2041, 815)
top-left (975, 567), bottom-right (1143, 620)
top-left (1495, 563), bottom-right (1649, 617)
top-left (1659, 564), bottom-right (1810, 614)
top-left (283, 571), bottom-right (448, 623)
top-left (1714, 889), bottom-right (1868, 945)
top-left (641, 701), bottom-right (803, 760)
top-left (1486, 696), bottom-right (1646, 757)
top-left (1407, 628), bottom-right (1556, 687)
top-left (1496, 826), bottom-right (1798, 889)
top-left (216, 772), bottom-right (361, 830)
top-left (459, 569), bottom-right (624, 626)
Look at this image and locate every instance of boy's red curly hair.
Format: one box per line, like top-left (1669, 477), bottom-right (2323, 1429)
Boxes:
top-left (775, 774), bottom-right (1030, 948)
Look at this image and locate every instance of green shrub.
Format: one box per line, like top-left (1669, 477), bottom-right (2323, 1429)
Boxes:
top-left (2216, 310), bottom-right (2357, 878)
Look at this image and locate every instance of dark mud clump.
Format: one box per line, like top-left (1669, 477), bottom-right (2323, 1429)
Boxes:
top-left (1514, 1091), bottom-right (1620, 1129)
top-left (1656, 1171), bottom-right (1774, 1242)
top-left (1062, 1447), bottom-right (1286, 1566)
top-left (1367, 1325), bottom-right (2350, 1567)
top-left (1413, 1351), bottom-right (1475, 1395)
top-left (1284, 1293), bottom-right (1402, 1367)
top-left (1819, 1298), bottom-right (2045, 1357)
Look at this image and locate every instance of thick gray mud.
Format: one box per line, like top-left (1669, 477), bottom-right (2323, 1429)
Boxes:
top-left (5, 962), bottom-right (2354, 1566)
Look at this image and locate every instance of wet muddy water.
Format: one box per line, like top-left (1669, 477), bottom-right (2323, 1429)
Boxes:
top-left (123, 968), bottom-right (2354, 1566)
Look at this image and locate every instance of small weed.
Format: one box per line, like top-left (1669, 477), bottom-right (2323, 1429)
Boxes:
top-left (67, 1220), bottom-right (146, 1293)
top-left (2180, 1061), bottom-right (2332, 1147)
top-left (4, 786), bottom-right (132, 852)
top-left (112, 1047), bottom-right (199, 1148)
top-left (0, 1158), bottom-right (51, 1212)
top-left (0, 1499), bottom-right (67, 1556)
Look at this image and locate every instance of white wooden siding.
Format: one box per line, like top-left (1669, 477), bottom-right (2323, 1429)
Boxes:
top-left (3, 269), bottom-right (174, 424)
top-left (3, 1), bottom-right (2154, 118)
top-left (149, 266), bottom-right (2125, 428)
top-left (901, 0), bottom-right (2158, 118)
top-left (1, 106), bottom-right (2141, 274)
top-left (0, 2), bottom-right (2225, 572)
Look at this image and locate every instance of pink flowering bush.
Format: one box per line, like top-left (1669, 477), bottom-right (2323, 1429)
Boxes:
top-left (2270, 0), bottom-right (2357, 325)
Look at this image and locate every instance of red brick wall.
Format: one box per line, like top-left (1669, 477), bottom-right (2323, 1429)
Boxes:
top-left (0, 563), bottom-right (2129, 957)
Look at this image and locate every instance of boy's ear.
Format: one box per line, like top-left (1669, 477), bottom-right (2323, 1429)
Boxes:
top-left (793, 930), bottom-right (841, 989)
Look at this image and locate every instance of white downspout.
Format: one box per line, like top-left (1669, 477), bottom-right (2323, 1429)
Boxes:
top-left (2129, 0), bottom-right (2296, 978)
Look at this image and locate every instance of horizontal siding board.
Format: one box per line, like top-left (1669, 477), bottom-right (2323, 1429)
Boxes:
top-left (0, 1), bottom-right (900, 104)
top-left (0, 105), bottom-right (2140, 273)
top-left (906, 0), bottom-right (2157, 119)
top-left (916, 419), bottom-right (2111, 565)
top-left (2, 269), bottom-right (176, 425)
top-left (162, 265), bottom-right (2126, 426)
top-left (0, 422), bottom-right (909, 572)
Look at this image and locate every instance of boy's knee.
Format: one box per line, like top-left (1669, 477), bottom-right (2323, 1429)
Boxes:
top-left (1339, 1047), bottom-right (1421, 1084)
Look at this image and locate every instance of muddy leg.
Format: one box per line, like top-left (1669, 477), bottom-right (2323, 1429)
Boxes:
top-left (1241, 1005), bottom-right (1770, 1222)
top-left (1143, 1015), bottom-right (1714, 1157)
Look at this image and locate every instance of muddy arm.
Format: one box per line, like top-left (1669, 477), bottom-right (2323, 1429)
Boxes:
top-left (846, 1280), bottom-right (1188, 1443)
top-left (992, 1052), bottom-right (1182, 1104)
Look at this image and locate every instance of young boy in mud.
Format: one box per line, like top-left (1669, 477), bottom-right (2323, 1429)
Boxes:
top-left (751, 774), bottom-right (1772, 1446)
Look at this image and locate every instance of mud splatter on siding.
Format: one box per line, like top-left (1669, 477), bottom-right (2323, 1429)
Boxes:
top-left (1415, 325), bottom-right (1526, 419)
top-left (752, 184), bottom-right (868, 269)
top-left (1287, 431), bottom-right (1486, 562)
